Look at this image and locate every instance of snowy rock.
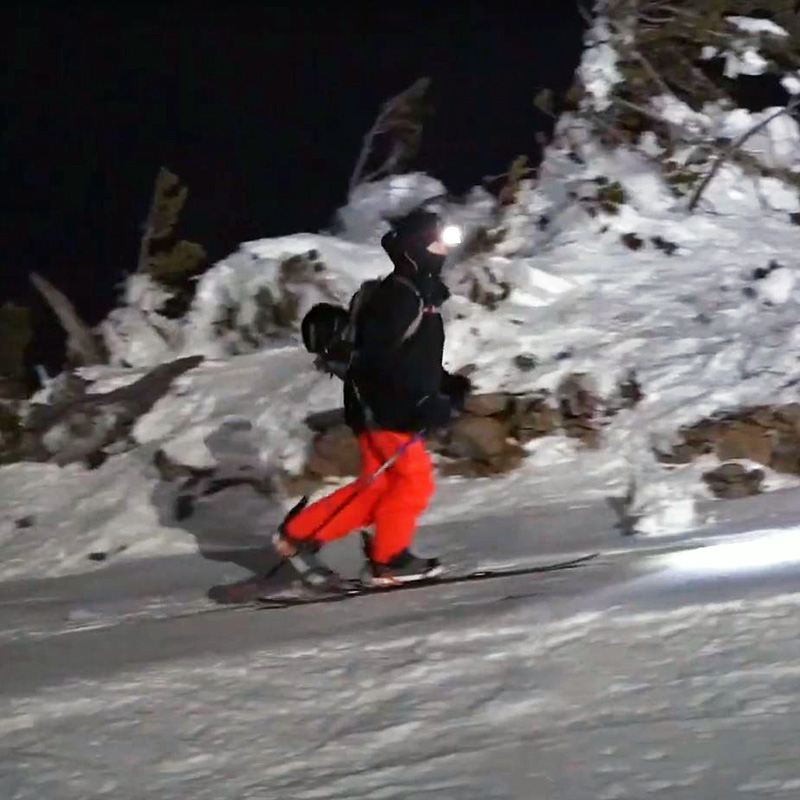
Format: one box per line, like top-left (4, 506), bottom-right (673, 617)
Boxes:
top-left (638, 131), bottom-right (663, 158)
top-left (724, 47), bottom-right (769, 78)
top-left (463, 393), bottom-right (510, 417)
top-left (557, 373), bottom-right (603, 446)
top-left (307, 425), bottom-right (360, 478)
top-left (650, 236), bottom-right (679, 256)
top-left (184, 234), bottom-right (386, 359)
top-left (101, 293), bottom-right (181, 368)
top-left (153, 447), bottom-right (213, 484)
top-left (703, 462), bottom-right (764, 499)
top-left (304, 408), bottom-right (346, 432)
top-left (448, 416), bottom-right (509, 460)
top-left (21, 356), bottom-right (204, 468)
top-left (509, 395), bottom-right (562, 443)
top-left (607, 370), bottom-right (644, 414)
top-left (451, 256), bottom-right (513, 309)
top-left (713, 107), bottom-right (800, 174)
top-left (666, 405), bottom-right (800, 481)
top-left (715, 424), bottom-right (773, 465)
top-left (513, 353), bottom-right (538, 372)
top-left (620, 233), bottom-right (644, 251)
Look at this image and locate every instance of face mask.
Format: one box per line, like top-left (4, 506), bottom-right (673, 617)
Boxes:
top-left (411, 249), bottom-right (446, 276)
top-left (382, 211), bottom-right (462, 275)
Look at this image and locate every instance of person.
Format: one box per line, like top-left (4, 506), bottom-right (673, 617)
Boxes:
top-left (273, 208), bottom-right (470, 585)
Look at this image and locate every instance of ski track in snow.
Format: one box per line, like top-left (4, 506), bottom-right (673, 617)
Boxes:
top-left (2, 591), bottom-right (800, 799)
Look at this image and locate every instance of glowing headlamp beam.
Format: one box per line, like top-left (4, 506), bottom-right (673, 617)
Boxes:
top-left (440, 224), bottom-right (463, 247)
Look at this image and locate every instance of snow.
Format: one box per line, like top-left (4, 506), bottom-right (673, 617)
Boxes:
top-left (714, 107), bottom-right (800, 171)
top-left (335, 172), bottom-right (449, 245)
top-left (100, 275), bottom-right (184, 368)
top-left (2, 570), bottom-right (800, 799)
top-left (4, 6), bottom-right (800, 795)
top-left (782, 72), bottom-right (800, 96)
top-left (756, 266), bottom-right (796, 305)
top-left (699, 17), bottom-right (792, 84)
top-left (0, 455), bottom-right (198, 581)
top-left (727, 16), bottom-right (789, 39)
top-left (578, 17), bottom-right (622, 112)
top-left (183, 234), bottom-right (388, 361)
top-left (665, 526), bottom-right (800, 573)
top-left (723, 46), bottom-right (769, 78)
top-left (6, 126), bottom-right (800, 574)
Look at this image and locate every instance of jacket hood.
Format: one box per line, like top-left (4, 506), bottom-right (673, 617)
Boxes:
top-left (380, 208), bottom-right (445, 276)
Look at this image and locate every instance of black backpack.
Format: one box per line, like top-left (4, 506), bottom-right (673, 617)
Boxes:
top-left (300, 275), bottom-right (435, 379)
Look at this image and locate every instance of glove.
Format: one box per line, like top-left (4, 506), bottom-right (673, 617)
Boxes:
top-left (441, 371), bottom-right (472, 412)
top-left (414, 393), bottom-right (452, 431)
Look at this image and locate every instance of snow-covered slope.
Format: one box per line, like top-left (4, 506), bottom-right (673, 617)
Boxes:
top-left (4, 548), bottom-right (800, 800)
top-left (3, 9), bottom-right (800, 581)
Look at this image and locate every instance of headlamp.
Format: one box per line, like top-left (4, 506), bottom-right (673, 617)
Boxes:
top-left (440, 224), bottom-right (463, 248)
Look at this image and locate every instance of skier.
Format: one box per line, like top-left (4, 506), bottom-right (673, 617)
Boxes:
top-left (274, 208), bottom-right (471, 586)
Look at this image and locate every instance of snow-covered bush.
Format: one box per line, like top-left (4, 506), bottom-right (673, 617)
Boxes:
top-left (100, 168), bottom-right (208, 368)
top-left (182, 234), bottom-right (388, 360)
top-left (568, 2), bottom-right (800, 211)
top-left (335, 172), bottom-right (448, 245)
top-left (100, 275), bottom-right (184, 368)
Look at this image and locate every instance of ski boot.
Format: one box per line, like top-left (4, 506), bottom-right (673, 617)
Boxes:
top-left (361, 535), bottom-right (442, 587)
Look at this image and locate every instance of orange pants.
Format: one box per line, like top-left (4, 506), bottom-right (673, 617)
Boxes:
top-left (284, 431), bottom-right (435, 564)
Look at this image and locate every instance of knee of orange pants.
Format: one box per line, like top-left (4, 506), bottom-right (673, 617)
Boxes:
top-left (386, 461), bottom-right (435, 513)
top-left (370, 450), bottom-right (435, 562)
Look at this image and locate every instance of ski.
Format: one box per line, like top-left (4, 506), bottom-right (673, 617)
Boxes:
top-left (253, 553), bottom-right (599, 609)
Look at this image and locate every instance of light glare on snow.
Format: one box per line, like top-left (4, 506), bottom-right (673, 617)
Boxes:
top-left (666, 529), bottom-right (800, 574)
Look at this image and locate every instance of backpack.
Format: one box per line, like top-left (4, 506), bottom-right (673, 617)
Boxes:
top-left (300, 275), bottom-right (436, 379)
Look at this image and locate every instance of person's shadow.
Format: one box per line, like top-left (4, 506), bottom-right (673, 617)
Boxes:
top-left (151, 418), bottom-right (298, 603)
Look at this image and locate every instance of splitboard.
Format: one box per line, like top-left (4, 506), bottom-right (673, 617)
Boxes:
top-left (252, 553), bottom-right (599, 609)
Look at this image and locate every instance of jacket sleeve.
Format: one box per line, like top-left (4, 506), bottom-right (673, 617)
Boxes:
top-left (440, 370), bottom-right (472, 411)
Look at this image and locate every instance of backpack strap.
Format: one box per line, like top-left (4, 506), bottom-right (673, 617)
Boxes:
top-left (390, 274), bottom-right (440, 345)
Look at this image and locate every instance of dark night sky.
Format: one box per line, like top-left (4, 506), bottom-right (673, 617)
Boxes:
top-left (2, 2), bottom-right (585, 371)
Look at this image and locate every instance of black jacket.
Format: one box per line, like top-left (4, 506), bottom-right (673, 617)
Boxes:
top-left (344, 268), bottom-right (453, 434)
